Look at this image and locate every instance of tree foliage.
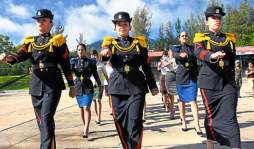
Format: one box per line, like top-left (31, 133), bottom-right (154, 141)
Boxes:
top-left (132, 6), bottom-right (152, 39)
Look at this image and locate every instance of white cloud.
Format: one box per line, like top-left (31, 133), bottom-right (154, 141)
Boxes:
top-left (64, 0), bottom-right (147, 50)
top-left (0, 15), bottom-right (37, 43)
top-left (64, 4), bottom-right (111, 50)
top-left (97, 0), bottom-right (145, 16)
top-left (0, 0), bottom-right (209, 48)
top-left (6, 0), bottom-right (30, 18)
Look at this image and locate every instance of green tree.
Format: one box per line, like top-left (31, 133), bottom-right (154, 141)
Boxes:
top-left (0, 34), bottom-right (30, 75)
top-left (132, 6), bottom-right (152, 39)
top-left (155, 24), bottom-right (165, 51)
top-left (164, 21), bottom-right (176, 48)
top-left (223, 0), bottom-right (254, 46)
top-left (183, 13), bottom-right (207, 42)
top-left (0, 34), bottom-right (16, 53)
top-left (174, 17), bottom-right (181, 38)
top-left (208, 0), bottom-right (222, 7)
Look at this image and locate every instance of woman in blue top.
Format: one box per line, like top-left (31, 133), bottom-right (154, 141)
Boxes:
top-left (173, 31), bottom-right (202, 136)
top-left (70, 43), bottom-right (101, 138)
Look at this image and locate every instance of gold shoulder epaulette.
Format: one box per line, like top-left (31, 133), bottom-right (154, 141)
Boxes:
top-left (193, 33), bottom-right (210, 43)
top-left (133, 36), bottom-right (147, 48)
top-left (101, 36), bottom-right (114, 47)
top-left (50, 34), bottom-right (65, 47)
top-left (23, 36), bottom-right (34, 44)
top-left (225, 32), bottom-right (236, 43)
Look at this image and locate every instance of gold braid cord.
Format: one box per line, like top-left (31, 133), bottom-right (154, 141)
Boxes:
top-left (23, 34), bottom-right (65, 53)
top-left (102, 36), bottom-right (147, 54)
top-left (112, 39), bottom-right (139, 53)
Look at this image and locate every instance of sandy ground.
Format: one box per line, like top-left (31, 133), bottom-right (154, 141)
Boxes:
top-left (0, 79), bottom-right (253, 149)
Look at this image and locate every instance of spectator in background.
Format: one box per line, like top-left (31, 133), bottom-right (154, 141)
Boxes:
top-left (245, 61), bottom-right (254, 97)
top-left (91, 50), bottom-right (108, 124)
top-left (164, 50), bottom-right (178, 120)
top-left (235, 60), bottom-right (243, 98)
top-left (157, 51), bottom-right (171, 112)
top-left (104, 61), bottom-right (113, 114)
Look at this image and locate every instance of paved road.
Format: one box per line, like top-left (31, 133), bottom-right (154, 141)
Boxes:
top-left (0, 80), bottom-right (253, 149)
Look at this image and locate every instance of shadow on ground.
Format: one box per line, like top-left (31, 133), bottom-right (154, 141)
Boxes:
top-left (166, 141), bottom-right (253, 149)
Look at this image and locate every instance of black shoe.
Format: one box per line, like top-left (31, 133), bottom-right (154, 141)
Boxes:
top-left (182, 128), bottom-right (188, 132)
top-left (95, 121), bottom-right (101, 124)
top-left (82, 132), bottom-right (88, 138)
top-left (195, 129), bottom-right (203, 136)
top-left (181, 127), bottom-right (188, 131)
top-left (82, 134), bottom-right (88, 138)
top-left (180, 118), bottom-right (187, 131)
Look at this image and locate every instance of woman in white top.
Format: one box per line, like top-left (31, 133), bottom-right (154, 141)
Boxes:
top-left (157, 51), bottom-right (170, 113)
top-left (161, 50), bottom-right (178, 119)
top-left (104, 61), bottom-right (114, 114)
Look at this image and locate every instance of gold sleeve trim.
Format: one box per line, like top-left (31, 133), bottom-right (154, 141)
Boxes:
top-left (193, 33), bottom-right (210, 43)
top-left (101, 36), bottom-right (114, 47)
top-left (23, 36), bottom-right (35, 44)
top-left (225, 32), bottom-right (236, 43)
top-left (133, 36), bottom-right (147, 48)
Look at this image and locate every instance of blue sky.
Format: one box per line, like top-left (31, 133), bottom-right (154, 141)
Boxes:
top-left (0, 0), bottom-right (245, 50)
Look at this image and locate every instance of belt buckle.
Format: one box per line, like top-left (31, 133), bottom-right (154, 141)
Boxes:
top-left (124, 64), bottom-right (130, 74)
top-left (39, 61), bottom-right (45, 71)
top-left (219, 59), bottom-right (224, 69)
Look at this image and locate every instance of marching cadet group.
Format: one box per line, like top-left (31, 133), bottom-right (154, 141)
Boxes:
top-left (0, 4), bottom-right (245, 149)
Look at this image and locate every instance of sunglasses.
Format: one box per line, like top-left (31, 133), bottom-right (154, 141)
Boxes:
top-left (36, 18), bottom-right (49, 23)
top-left (210, 16), bottom-right (222, 20)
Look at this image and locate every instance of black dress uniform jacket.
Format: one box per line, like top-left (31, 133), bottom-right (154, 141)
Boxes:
top-left (7, 33), bottom-right (74, 95)
top-left (70, 57), bottom-right (101, 96)
top-left (101, 36), bottom-right (157, 95)
top-left (173, 44), bottom-right (198, 85)
top-left (193, 31), bottom-right (236, 90)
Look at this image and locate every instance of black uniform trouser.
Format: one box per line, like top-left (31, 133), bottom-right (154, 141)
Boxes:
top-left (111, 94), bottom-right (145, 149)
top-left (200, 84), bottom-right (241, 148)
top-left (32, 91), bottom-right (61, 149)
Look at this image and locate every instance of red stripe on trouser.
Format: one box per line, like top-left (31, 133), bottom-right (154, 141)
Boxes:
top-left (136, 127), bottom-right (144, 149)
top-left (200, 89), bottom-right (216, 140)
top-left (199, 50), bottom-right (208, 60)
top-left (34, 109), bottom-right (42, 124)
top-left (111, 105), bottom-right (128, 149)
top-left (50, 136), bottom-right (55, 149)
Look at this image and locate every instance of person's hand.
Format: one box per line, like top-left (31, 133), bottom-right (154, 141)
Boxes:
top-left (0, 53), bottom-right (14, 63)
top-left (179, 52), bottom-right (188, 58)
top-left (69, 86), bottom-right (76, 98)
top-left (210, 51), bottom-right (226, 60)
top-left (0, 53), bottom-right (7, 62)
top-left (151, 88), bottom-right (159, 96)
top-left (100, 47), bottom-right (112, 57)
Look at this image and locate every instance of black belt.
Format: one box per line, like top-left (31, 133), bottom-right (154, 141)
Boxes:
top-left (75, 76), bottom-right (90, 81)
top-left (114, 66), bottom-right (139, 73)
top-left (33, 63), bottom-right (57, 71)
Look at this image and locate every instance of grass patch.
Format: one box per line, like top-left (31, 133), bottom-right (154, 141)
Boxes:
top-left (0, 75), bottom-right (22, 84)
top-left (0, 75), bottom-right (30, 91)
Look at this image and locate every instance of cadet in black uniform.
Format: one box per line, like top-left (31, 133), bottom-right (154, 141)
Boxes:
top-left (70, 43), bottom-right (101, 138)
top-left (100, 12), bottom-right (159, 149)
top-left (193, 6), bottom-right (241, 149)
top-left (0, 9), bottom-right (75, 149)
